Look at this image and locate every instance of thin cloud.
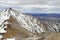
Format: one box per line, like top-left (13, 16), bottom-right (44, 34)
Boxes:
top-left (0, 0), bottom-right (60, 13)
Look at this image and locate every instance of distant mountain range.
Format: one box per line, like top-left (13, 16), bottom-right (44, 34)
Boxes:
top-left (24, 13), bottom-right (60, 22)
top-left (25, 13), bottom-right (60, 18)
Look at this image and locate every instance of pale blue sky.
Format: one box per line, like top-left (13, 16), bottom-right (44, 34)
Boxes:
top-left (0, 0), bottom-right (60, 13)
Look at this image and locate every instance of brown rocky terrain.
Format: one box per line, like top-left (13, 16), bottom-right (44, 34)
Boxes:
top-left (44, 33), bottom-right (60, 40)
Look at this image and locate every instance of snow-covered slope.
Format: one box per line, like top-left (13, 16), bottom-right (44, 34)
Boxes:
top-left (0, 8), bottom-right (60, 40)
top-left (0, 8), bottom-right (45, 34)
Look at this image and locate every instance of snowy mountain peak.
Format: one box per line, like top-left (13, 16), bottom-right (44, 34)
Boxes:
top-left (0, 8), bottom-right (60, 40)
top-left (0, 8), bottom-right (44, 34)
top-left (0, 8), bottom-right (59, 35)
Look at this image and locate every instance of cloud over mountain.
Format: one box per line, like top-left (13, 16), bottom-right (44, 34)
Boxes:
top-left (0, 0), bottom-right (60, 13)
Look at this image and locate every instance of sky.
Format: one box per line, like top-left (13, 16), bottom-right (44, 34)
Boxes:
top-left (0, 0), bottom-right (60, 13)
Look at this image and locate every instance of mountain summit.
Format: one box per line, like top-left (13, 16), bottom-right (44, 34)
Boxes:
top-left (0, 8), bottom-right (60, 40)
top-left (0, 8), bottom-right (45, 33)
